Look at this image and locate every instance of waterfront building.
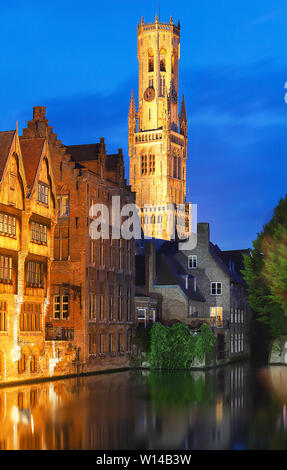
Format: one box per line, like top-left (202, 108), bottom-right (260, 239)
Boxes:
top-left (21, 107), bottom-right (136, 376)
top-left (0, 126), bottom-right (58, 383)
top-left (135, 223), bottom-right (251, 363)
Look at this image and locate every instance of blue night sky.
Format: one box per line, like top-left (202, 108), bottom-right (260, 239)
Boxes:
top-left (1, 0), bottom-right (286, 250)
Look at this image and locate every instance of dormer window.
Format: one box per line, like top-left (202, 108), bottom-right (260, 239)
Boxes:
top-left (188, 255), bottom-right (197, 269)
top-left (37, 182), bottom-right (49, 206)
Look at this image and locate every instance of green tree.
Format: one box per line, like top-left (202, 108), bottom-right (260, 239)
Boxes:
top-left (242, 194), bottom-right (287, 337)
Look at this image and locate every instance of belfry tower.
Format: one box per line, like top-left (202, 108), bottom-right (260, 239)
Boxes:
top-left (128, 14), bottom-right (189, 240)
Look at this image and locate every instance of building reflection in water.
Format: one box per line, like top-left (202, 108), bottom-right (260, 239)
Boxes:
top-left (0, 364), bottom-right (287, 449)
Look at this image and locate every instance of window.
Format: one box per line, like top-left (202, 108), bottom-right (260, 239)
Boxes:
top-left (89, 330), bottom-right (96, 354)
top-left (141, 155), bottom-right (148, 175)
top-left (149, 154), bottom-right (155, 174)
top-left (54, 226), bottom-right (69, 260)
top-left (118, 286), bottom-right (124, 320)
top-left (210, 307), bottom-right (223, 328)
top-left (137, 308), bottom-right (147, 328)
top-left (31, 222), bottom-right (47, 244)
top-left (37, 182), bottom-right (49, 205)
top-left (148, 50), bottom-right (154, 72)
top-left (118, 333), bottom-right (123, 353)
top-left (99, 295), bottom-right (105, 321)
top-left (99, 334), bottom-right (105, 354)
top-left (89, 294), bottom-right (96, 321)
top-left (0, 302), bottom-right (7, 331)
top-left (0, 213), bottom-right (16, 237)
top-left (57, 195), bottom-right (69, 217)
top-left (30, 356), bottom-right (37, 373)
top-left (54, 295), bottom-right (69, 320)
top-left (18, 354), bottom-right (26, 374)
top-left (0, 256), bottom-right (12, 283)
top-left (20, 303), bottom-right (41, 331)
top-left (27, 261), bottom-right (44, 287)
top-left (160, 75), bottom-right (166, 96)
top-left (188, 255), bottom-right (197, 269)
top-left (211, 282), bottom-right (222, 295)
top-left (148, 77), bottom-right (154, 88)
top-left (109, 333), bottom-right (115, 353)
top-left (160, 49), bottom-right (166, 72)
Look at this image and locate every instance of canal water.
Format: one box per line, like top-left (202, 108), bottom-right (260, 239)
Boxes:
top-left (1, 362), bottom-right (287, 450)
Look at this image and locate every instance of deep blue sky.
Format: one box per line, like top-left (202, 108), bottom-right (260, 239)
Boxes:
top-left (1, 0), bottom-right (287, 249)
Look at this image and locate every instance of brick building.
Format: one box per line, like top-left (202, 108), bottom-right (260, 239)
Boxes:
top-left (21, 107), bottom-right (136, 376)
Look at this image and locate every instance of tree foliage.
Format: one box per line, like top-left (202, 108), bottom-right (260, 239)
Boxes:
top-left (149, 322), bottom-right (216, 369)
top-left (242, 194), bottom-right (287, 337)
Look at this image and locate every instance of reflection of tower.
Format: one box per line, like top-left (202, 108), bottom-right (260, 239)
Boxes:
top-left (128, 14), bottom-right (190, 240)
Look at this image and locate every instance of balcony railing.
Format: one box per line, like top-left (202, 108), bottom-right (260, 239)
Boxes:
top-left (190, 315), bottom-right (230, 329)
top-left (45, 323), bottom-right (74, 341)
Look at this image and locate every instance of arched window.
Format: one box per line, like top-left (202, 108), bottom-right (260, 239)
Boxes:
top-left (149, 154), bottom-right (155, 174)
top-left (148, 49), bottom-right (154, 72)
top-left (160, 48), bottom-right (166, 72)
top-left (141, 154), bottom-right (148, 175)
top-left (171, 54), bottom-right (175, 74)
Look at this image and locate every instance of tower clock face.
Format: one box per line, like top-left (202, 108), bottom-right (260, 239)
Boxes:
top-left (144, 87), bottom-right (155, 102)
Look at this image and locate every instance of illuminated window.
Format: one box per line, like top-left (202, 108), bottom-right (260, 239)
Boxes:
top-left (210, 307), bottom-right (223, 328)
top-left (37, 182), bottom-right (49, 205)
top-left (160, 48), bottom-right (166, 71)
top-left (20, 303), bottom-right (41, 331)
top-left (57, 195), bottom-right (69, 217)
top-left (31, 222), bottom-right (47, 244)
top-left (30, 355), bottom-right (37, 373)
top-left (211, 282), bottom-right (222, 295)
top-left (0, 302), bottom-right (7, 331)
top-left (160, 75), bottom-right (166, 96)
top-left (137, 308), bottom-right (147, 327)
top-left (141, 155), bottom-right (148, 175)
top-left (149, 154), bottom-right (155, 174)
top-left (0, 256), bottom-right (12, 283)
top-left (53, 295), bottom-right (69, 320)
top-left (148, 49), bottom-right (154, 72)
top-left (0, 213), bottom-right (16, 237)
top-left (27, 261), bottom-right (44, 287)
top-left (18, 354), bottom-right (26, 374)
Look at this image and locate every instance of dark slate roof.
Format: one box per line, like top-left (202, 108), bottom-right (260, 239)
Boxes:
top-left (209, 242), bottom-right (247, 285)
top-left (219, 249), bottom-right (250, 273)
top-left (156, 252), bottom-right (205, 302)
top-left (0, 131), bottom-right (15, 181)
top-left (19, 137), bottom-right (45, 189)
top-left (65, 143), bottom-right (101, 162)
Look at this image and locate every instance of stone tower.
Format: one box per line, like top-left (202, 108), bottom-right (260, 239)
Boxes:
top-left (129, 14), bottom-right (189, 240)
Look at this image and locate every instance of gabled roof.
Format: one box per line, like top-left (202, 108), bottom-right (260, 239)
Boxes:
top-left (66, 143), bottom-right (101, 162)
top-left (19, 137), bottom-right (45, 190)
top-left (0, 130), bottom-right (15, 181)
top-left (209, 242), bottom-right (247, 285)
top-left (156, 252), bottom-right (205, 302)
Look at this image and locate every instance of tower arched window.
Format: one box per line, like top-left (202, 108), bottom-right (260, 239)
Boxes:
top-left (141, 155), bottom-right (148, 175)
top-left (171, 54), bottom-right (175, 74)
top-left (148, 50), bottom-right (154, 72)
top-left (160, 48), bottom-right (166, 72)
top-left (149, 154), bottom-right (155, 174)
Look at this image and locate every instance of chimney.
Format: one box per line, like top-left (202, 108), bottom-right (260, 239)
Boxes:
top-left (145, 241), bottom-right (156, 292)
top-left (33, 106), bottom-right (46, 120)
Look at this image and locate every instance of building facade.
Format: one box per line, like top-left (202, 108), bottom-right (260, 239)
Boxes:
top-left (135, 224), bottom-right (250, 364)
top-left (21, 107), bottom-right (136, 376)
top-left (128, 15), bottom-right (190, 240)
top-left (0, 126), bottom-right (58, 383)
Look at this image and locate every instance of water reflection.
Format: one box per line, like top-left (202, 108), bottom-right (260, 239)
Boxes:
top-left (0, 363), bottom-right (287, 449)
